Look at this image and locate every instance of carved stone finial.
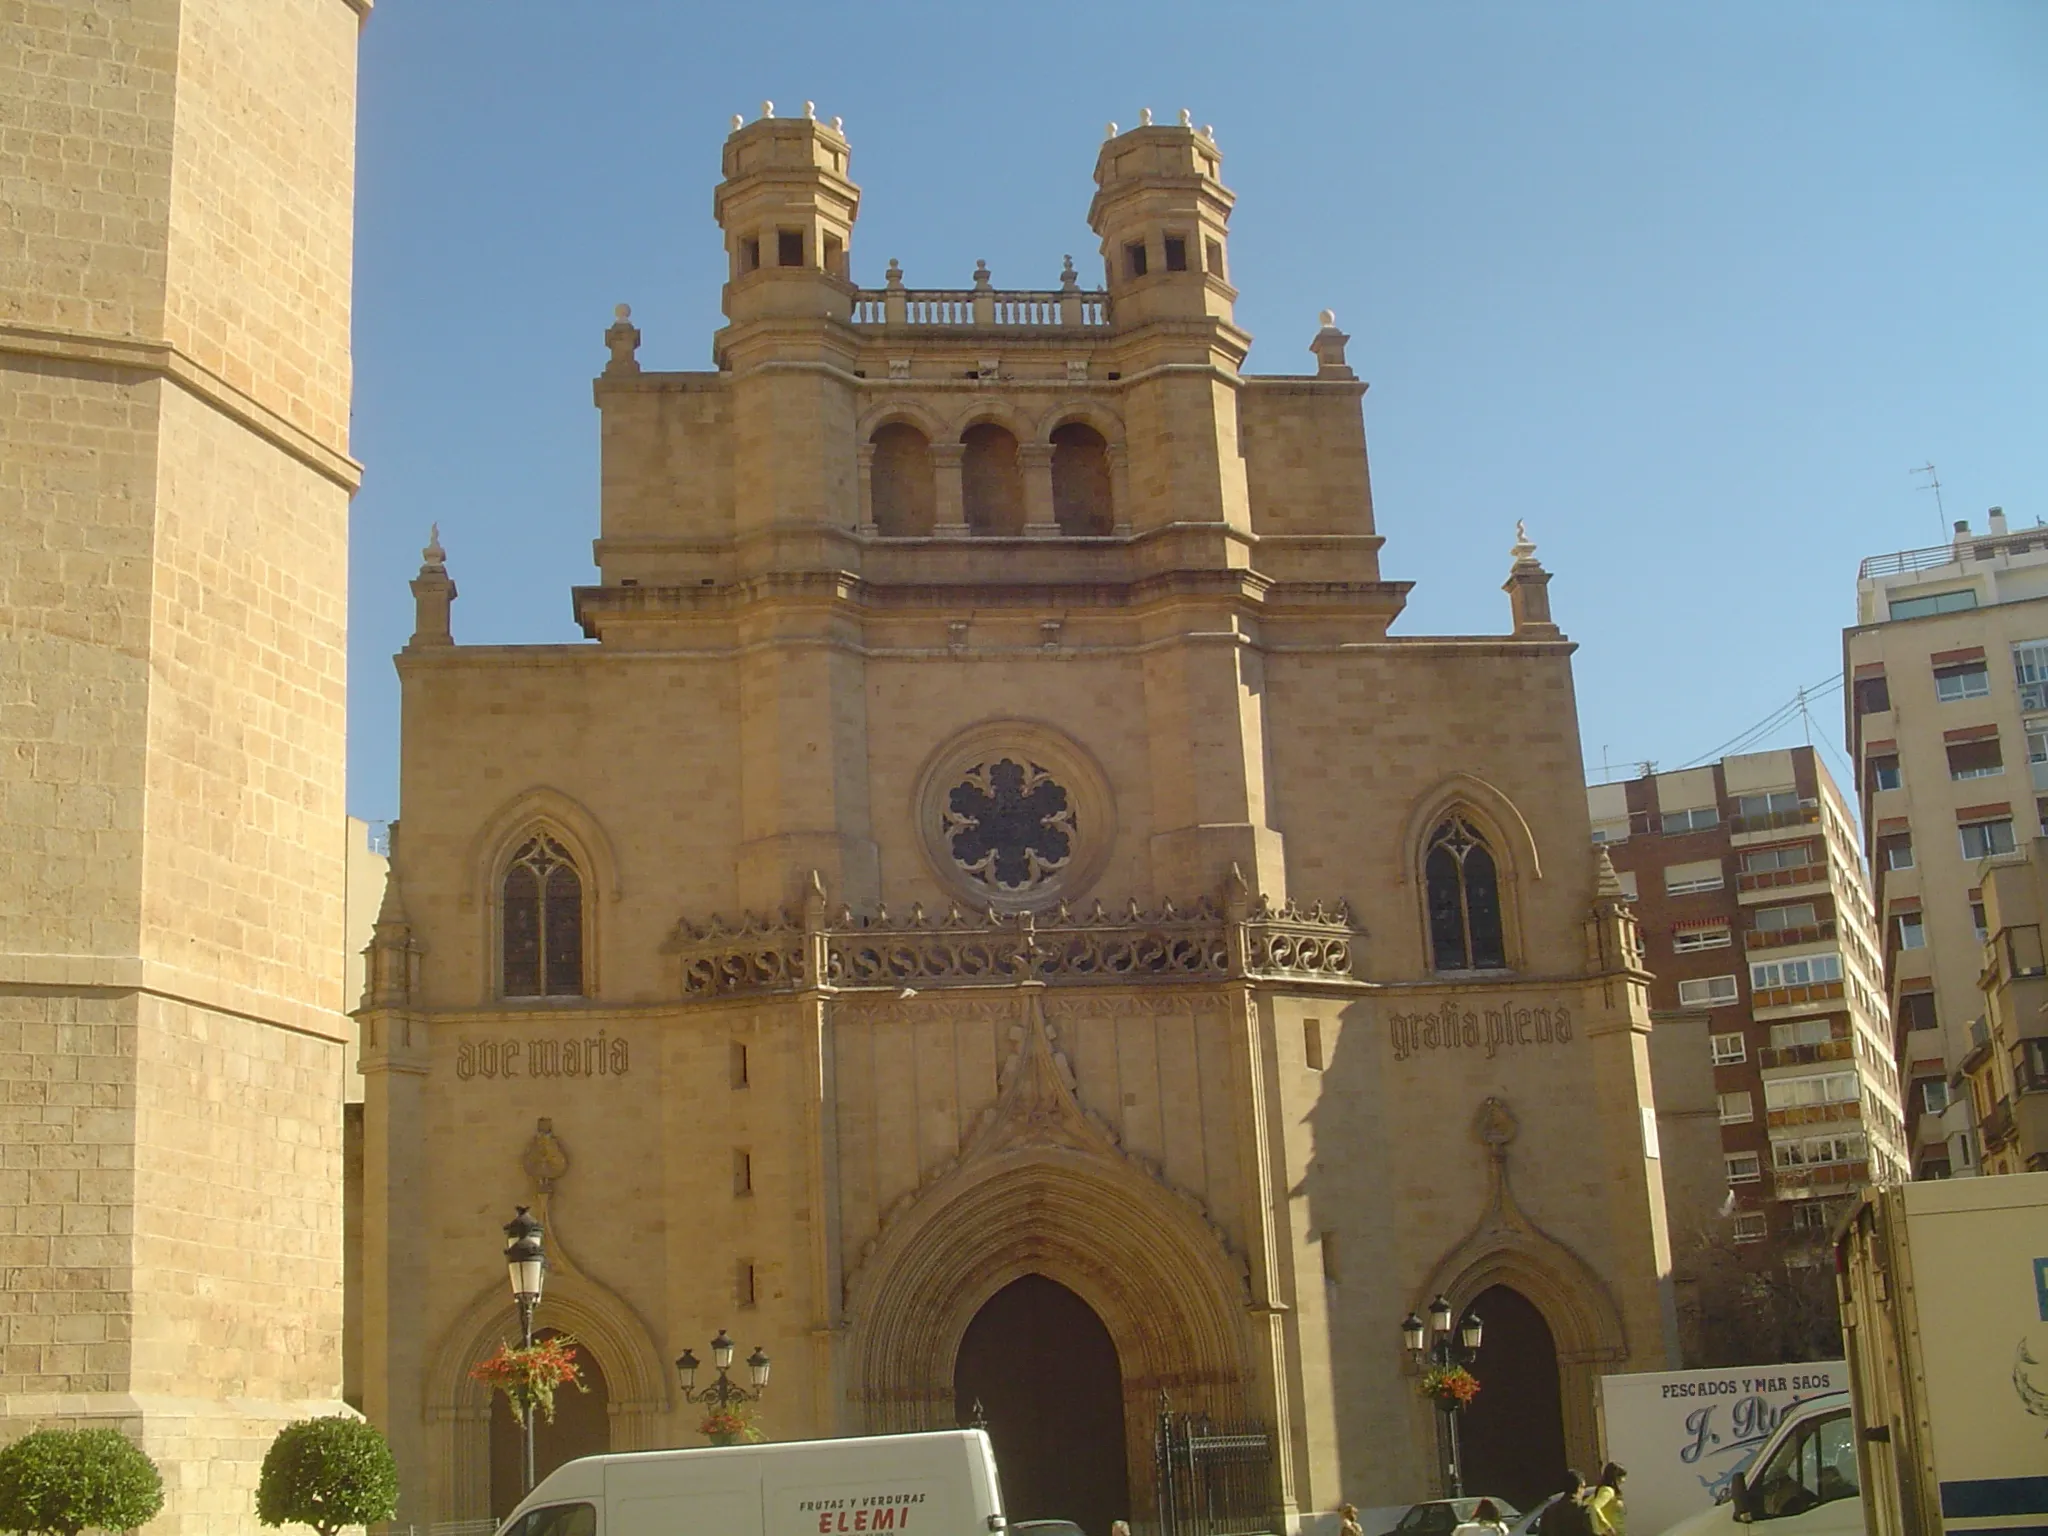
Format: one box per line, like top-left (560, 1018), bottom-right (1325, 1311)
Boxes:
top-left (1060, 254), bottom-right (1078, 291)
top-left (1179, 108), bottom-right (1192, 126)
top-left (832, 115), bottom-right (844, 133)
top-left (1105, 121), bottom-right (1119, 140)
top-left (408, 524), bottom-right (457, 650)
top-left (803, 100), bottom-right (816, 120)
top-left (1510, 519), bottom-right (1539, 565)
top-left (973, 259), bottom-right (992, 290)
top-left (1204, 124), bottom-right (1216, 142)
top-left (1140, 107), bottom-right (1153, 127)
top-left (1594, 845), bottom-right (1625, 899)
top-left (421, 523), bottom-right (445, 571)
top-left (761, 100), bottom-right (774, 119)
top-left (730, 113), bottom-right (743, 131)
top-left (1309, 311), bottom-right (1353, 379)
top-left (885, 257), bottom-right (904, 290)
top-left (603, 302), bottom-right (642, 377)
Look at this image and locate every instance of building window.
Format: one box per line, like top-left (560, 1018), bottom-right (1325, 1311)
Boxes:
top-left (1959, 817), bottom-right (2018, 860)
top-left (730, 1040), bottom-right (750, 1089)
top-left (1854, 675), bottom-right (1891, 715)
top-left (736, 1260), bottom-right (757, 1308)
top-left (1898, 990), bottom-right (1937, 1033)
top-left (1736, 789), bottom-right (1802, 820)
top-left (1888, 589), bottom-right (1977, 620)
top-left (740, 236), bottom-right (761, 273)
top-left (1719, 1091), bottom-right (1754, 1125)
top-left (1674, 922), bottom-right (1733, 953)
top-left (1725, 1152), bottom-right (1762, 1184)
top-left (1892, 912), bottom-right (1926, 950)
top-left (1659, 806), bottom-right (1720, 834)
top-left (1878, 833), bottom-right (1914, 871)
top-left (1681, 975), bottom-right (1741, 1010)
top-left (1664, 859), bottom-right (1726, 896)
top-left (1163, 235), bottom-right (1189, 271)
top-left (1768, 1017), bottom-right (1837, 1049)
top-left (1934, 661), bottom-right (1992, 702)
top-left (1789, 1200), bottom-right (1839, 1233)
top-left (1124, 240), bottom-right (1148, 278)
top-left (501, 835), bottom-right (584, 998)
top-left (1867, 755), bottom-right (1902, 793)
top-left (777, 229), bottom-right (804, 267)
top-left (1972, 900), bottom-right (1989, 942)
top-left (1742, 842), bottom-right (1818, 875)
top-left (1750, 953), bottom-right (1844, 990)
top-left (1947, 739), bottom-right (2004, 780)
top-left (1205, 238), bottom-right (1225, 276)
top-left (1320, 1229), bottom-right (1340, 1285)
top-left (1304, 1018), bottom-right (1325, 1071)
top-left (1710, 1030), bottom-right (1748, 1064)
top-left (1764, 1072), bottom-right (1858, 1110)
top-left (1755, 902), bottom-right (1820, 933)
top-left (1425, 814), bottom-right (1508, 971)
top-left (1921, 1079), bottom-right (1949, 1115)
top-left (1732, 1211), bottom-right (1768, 1243)
top-left (733, 1149), bottom-right (753, 1197)
top-left (2015, 640), bottom-right (2048, 710)
top-left (1774, 1133), bottom-right (1865, 1169)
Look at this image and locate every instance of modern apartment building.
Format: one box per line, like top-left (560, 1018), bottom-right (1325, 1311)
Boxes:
top-left (1847, 508), bottom-right (2048, 1176)
top-left (1968, 840), bottom-right (2048, 1174)
top-left (1589, 749), bottom-right (1908, 1260)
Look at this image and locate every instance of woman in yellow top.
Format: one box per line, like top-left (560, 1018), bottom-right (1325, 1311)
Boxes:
top-left (1588, 1463), bottom-right (1627, 1536)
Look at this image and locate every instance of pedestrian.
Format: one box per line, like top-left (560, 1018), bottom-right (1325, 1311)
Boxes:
top-left (1339, 1503), bottom-right (1365, 1536)
top-left (1453, 1499), bottom-right (1511, 1536)
top-left (1112, 1523), bottom-right (1132, 1536)
top-left (1588, 1464), bottom-right (1627, 1536)
top-left (1541, 1470), bottom-right (1594, 1536)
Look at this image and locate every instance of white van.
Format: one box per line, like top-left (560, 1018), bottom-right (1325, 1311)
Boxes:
top-left (495, 1429), bottom-right (1007, 1536)
top-left (1652, 1392), bottom-right (1860, 1536)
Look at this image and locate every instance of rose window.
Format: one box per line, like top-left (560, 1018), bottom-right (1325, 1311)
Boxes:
top-left (942, 758), bottom-right (1075, 894)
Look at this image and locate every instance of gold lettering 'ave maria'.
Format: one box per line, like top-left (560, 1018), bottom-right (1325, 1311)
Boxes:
top-left (1387, 1002), bottom-right (1574, 1062)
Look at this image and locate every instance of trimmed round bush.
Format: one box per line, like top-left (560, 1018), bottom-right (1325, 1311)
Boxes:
top-left (0, 1426), bottom-right (165, 1536)
top-left (256, 1416), bottom-right (399, 1536)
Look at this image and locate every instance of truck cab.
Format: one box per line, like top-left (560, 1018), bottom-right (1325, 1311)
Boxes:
top-left (1654, 1394), bottom-right (1860, 1536)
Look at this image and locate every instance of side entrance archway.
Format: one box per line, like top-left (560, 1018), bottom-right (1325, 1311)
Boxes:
top-left (955, 1275), bottom-right (1130, 1535)
top-left (1458, 1286), bottom-right (1567, 1512)
top-left (489, 1329), bottom-right (611, 1520)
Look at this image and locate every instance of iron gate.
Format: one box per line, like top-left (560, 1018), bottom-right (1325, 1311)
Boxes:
top-left (1152, 1398), bottom-right (1279, 1536)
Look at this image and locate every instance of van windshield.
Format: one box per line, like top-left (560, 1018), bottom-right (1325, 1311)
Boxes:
top-left (1748, 1411), bottom-right (1859, 1520)
top-left (501, 1503), bottom-right (597, 1536)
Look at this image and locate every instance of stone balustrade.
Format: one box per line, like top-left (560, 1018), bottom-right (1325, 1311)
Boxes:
top-left (850, 257), bottom-right (1111, 330)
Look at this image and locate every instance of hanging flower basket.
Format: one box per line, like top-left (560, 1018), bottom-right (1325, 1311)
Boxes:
top-left (1419, 1365), bottom-right (1481, 1408)
top-left (471, 1334), bottom-right (588, 1426)
top-left (699, 1406), bottom-right (766, 1447)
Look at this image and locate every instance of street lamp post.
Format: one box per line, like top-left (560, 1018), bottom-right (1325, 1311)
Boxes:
top-left (1401, 1295), bottom-right (1484, 1498)
top-left (503, 1205), bottom-right (547, 1496)
top-left (676, 1330), bottom-right (771, 1435)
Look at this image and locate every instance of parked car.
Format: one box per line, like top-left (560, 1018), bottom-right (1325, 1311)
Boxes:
top-left (1509, 1494), bottom-right (1566, 1536)
top-left (1379, 1497), bottom-right (1523, 1536)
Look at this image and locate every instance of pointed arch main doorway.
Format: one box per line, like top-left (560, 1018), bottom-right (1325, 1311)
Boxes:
top-left (1458, 1286), bottom-right (1567, 1511)
top-left (955, 1275), bottom-right (1130, 1536)
top-left (489, 1330), bottom-right (612, 1520)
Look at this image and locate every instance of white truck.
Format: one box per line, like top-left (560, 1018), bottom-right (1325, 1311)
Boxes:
top-left (1597, 1363), bottom-right (1847, 1536)
top-left (493, 1429), bottom-right (1007, 1536)
top-left (1651, 1391), bottom-right (1862, 1536)
top-left (1835, 1172), bottom-right (2048, 1536)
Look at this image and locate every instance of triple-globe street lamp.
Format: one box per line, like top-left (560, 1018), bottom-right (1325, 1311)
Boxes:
top-left (676, 1330), bottom-right (772, 1417)
top-left (1401, 1295), bottom-right (1484, 1498)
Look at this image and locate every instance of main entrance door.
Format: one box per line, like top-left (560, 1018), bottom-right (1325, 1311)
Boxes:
top-left (1458, 1285), bottom-right (1567, 1511)
top-left (490, 1329), bottom-right (611, 1519)
top-left (955, 1274), bottom-right (1130, 1536)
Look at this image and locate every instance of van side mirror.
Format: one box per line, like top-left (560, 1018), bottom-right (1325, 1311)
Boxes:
top-left (1729, 1473), bottom-right (1753, 1523)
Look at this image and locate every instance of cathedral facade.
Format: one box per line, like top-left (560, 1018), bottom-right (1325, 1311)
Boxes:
top-left (359, 109), bottom-right (1677, 1531)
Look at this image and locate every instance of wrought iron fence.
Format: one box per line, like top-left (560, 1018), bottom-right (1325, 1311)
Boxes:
top-left (1153, 1401), bottom-right (1279, 1536)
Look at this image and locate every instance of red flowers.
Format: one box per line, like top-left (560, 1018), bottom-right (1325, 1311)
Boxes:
top-left (471, 1334), bottom-right (587, 1425)
top-left (1419, 1366), bottom-right (1482, 1407)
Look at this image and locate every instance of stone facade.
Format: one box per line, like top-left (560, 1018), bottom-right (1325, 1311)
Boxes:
top-left (0, 2), bottom-right (366, 1529)
top-left (361, 110), bottom-right (1677, 1529)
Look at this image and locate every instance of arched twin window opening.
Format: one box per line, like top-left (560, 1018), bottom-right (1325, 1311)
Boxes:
top-left (1426, 814), bottom-right (1507, 971)
top-left (870, 423), bottom-right (937, 536)
top-left (1051, 423), bottom-right (1112, 535)
top-left (961, 423), bottom-right (1023, 535)
top-left (868, 420), bottom-right (1114, 538)
top-left (502, 834), bottom-right (585, 998)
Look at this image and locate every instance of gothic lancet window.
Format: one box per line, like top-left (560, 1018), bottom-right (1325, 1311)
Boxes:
top-left (502, 835), bottom-right (584, 998)
top-left (1425, 814), bottom-right (1507, 971)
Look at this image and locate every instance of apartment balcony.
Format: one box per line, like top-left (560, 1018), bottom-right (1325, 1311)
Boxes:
top-left (1768, 1100), bottom-right (1863, 1130)
top-left (1980, 1096), bottom-right (2015, 1152)
top-left (1753, 979), bottom-right (1847, 1015)
top-left (1738, 864), bottom-right (1829, 901)
top-left (1771, 1160), bottom-right (1869, 1195)
top-left (1758, 1038), bottom-right (1855, 1070)
top-left (1729, 802), bottom-right (1822, 845)
top-left (1746, 919), bottom-right (1836, 952)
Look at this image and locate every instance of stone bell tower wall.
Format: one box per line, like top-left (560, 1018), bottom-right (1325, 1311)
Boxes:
top-left (0, 3), bottom-right (366, 1530)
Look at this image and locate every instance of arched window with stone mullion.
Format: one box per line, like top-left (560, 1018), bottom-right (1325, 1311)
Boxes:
top-left (1425, 814), bottom-right (1507, 971)
top-left (501, 834), bottom-right (585, 998)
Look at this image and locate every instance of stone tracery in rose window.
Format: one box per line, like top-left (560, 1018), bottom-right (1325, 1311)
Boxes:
top-left (941, 757), bottom-right (1075, 894)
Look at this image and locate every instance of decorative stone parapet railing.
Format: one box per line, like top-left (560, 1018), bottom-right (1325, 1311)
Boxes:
top-left (849, 256), bottom-right (1110, 330)
top-left (670, 892), bottom-right (1359, 999)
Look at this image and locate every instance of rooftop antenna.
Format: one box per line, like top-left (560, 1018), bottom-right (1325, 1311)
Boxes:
top-left (1910, 463), bottom-right (1945, 537)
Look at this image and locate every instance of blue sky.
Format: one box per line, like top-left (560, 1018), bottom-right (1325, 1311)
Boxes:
top-left (346, 2), bottom-right (2047, 824)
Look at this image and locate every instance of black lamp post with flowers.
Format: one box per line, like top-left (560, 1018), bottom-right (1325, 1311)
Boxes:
top-left (676, 1331), bottom-right (771, 1445)
top-left (1402, 1296), bottom-right (1484, 1497)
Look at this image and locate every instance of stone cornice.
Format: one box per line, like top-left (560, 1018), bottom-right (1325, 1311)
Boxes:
top-left (0, 951), bottom-right (353, 1043)
top-left (0, 322), bottom-right (362, 493)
